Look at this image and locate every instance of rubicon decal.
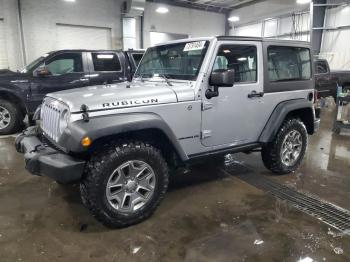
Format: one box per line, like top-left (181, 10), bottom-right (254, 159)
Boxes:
top-left (103, 98), bottom-right (159, 108)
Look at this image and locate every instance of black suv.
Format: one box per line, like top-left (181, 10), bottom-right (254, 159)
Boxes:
top-left (0, 49), bottom-right (144, 135)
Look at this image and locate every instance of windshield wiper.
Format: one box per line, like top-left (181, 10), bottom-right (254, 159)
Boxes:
top-left (135, 73), bottom-right (145, 82)
top-left (158, 73), bottom-right (173, 86)
top-left (136, 73), bottom-right (154, 82)
top-left (135, 73), bottom-right (173, 86)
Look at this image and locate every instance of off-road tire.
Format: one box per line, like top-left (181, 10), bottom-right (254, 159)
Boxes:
top-left (80, 140), bottom-right (169, 228)
top-left (261, 118), bottom-right (308, 175)
top-left (0, 99), bottom-right (23, 135)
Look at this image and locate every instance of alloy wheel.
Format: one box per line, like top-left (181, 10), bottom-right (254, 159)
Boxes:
top-left (280, 130), bottom-right (303, 166)
top-left (106, 160), bottom-right (156, 213)
top-left (0, 106), bottom-right (11, 130)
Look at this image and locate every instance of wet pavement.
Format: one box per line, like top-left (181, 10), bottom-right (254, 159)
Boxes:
top-left (0, 100), bottom-right (349, 262)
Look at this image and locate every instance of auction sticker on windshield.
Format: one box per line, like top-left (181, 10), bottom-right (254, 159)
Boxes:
top-left (183, 41), bottom-right (206, 52)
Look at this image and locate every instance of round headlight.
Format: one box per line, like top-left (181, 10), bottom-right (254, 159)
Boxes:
top-left (59, 109), bottom-right (69, 134)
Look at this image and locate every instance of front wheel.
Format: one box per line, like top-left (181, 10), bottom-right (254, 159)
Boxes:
top-left (0, 99), bottom-right (23, 135)
top-left (80, 140), bottom-right (169, 228)
top-left (261, 118), bottom-right (308, 175)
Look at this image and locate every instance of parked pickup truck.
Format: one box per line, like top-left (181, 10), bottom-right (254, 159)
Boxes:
top-left (315, 59), bottom-right (350, 100)
top-left (0, 49), bottom-right (144, 135)
top-left (16, 36), bottom-right (320, 228)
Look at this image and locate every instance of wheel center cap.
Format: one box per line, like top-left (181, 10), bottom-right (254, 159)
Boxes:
top-left (125, 180), bottom-right (137, 192)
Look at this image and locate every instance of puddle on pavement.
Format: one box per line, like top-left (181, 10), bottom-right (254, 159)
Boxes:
top-left (184, 220), bottom-right (272, 262)
top-left (183, 215), bottom-right (348, 262)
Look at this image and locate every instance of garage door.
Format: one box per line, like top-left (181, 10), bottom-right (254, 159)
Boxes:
top-left (56, 24), bottom-right (112, 50)
top-left (0, 20), bottom-right (9, 69)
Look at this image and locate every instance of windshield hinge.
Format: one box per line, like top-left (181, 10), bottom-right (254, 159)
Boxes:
top-left (202, 101), bottom-right (213, 111)
top-left (80, 104), bottom-right (89, 122)
top-left (201, 130), bottom-right (212, 139)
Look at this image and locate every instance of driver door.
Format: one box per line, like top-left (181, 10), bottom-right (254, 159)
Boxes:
top-left (30, 52), bottom-right (89, 107)
top-left (201, 41), bottom-right (265, 147)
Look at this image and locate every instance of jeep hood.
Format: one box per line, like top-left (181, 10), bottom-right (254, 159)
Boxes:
top-left (47, 81), bottom-right (194, 113)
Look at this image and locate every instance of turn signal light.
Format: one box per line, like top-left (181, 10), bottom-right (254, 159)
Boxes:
top-left (81, 137), bottom-right (91, 147)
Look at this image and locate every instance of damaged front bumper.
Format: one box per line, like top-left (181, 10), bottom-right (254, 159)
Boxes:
top-left (15, 126), bottom-right (85, 184)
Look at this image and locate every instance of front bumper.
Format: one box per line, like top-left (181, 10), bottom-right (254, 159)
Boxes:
top-left (15, 126), bottom-right (85, 184)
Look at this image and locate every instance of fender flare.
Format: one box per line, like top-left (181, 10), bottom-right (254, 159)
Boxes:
top-left (0, 87), bottom-right (28, 114)
top-left (58, 112), bottom-right (189, 161)
top-left (259, 99), bottom-right (315, 143)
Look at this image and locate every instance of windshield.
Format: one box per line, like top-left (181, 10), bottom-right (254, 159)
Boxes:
top-left (134, 40), bottom-right (209, 81)
top-left (20, 54), bottom-right (49, 73)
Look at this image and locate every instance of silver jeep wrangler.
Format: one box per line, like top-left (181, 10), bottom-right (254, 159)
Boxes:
top-left (15, 36), bottom-right (320, 228)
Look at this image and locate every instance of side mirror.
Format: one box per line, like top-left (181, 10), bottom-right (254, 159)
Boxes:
top-left (34, 67), bottom-right (51, 77)
top-left (209, 69), bottom-right (235, 87)
top-left (206, 69), bottom-right (235, 99)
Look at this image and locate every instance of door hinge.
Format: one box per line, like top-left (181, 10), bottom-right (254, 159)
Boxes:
top-left (202, 101), bottom-right (213, 111)
top-left (201, 130), bottom-right (212, 139)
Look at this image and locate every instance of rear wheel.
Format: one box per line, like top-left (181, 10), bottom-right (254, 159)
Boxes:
top-left (261, 118), bottom-right (308, 175)
top-left (0, 99), bottom-right (23, 135)
top-left (80, 140), bottom-right (169, 228)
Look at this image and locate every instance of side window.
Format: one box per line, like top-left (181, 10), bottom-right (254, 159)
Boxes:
top-left (212, 45), bottom-right (257, 83)
top-left (131, 53), bottom-right (143, 66)
top-left (316, 61), bottom-right (328, 74)
top-left (268, 46), bottom-right (311, 82)
top-left (92, 53), bottom-right (121, 72)
top-left (45, 53), bottom-right (83, 76)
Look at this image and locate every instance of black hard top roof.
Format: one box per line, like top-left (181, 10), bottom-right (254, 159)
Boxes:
top-left (50, 49), bottom-right (144, 53)
top-left (216, 36), bottom-right (311, 46)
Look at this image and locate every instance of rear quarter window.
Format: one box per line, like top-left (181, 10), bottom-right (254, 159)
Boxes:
top-left (268, 46), bottom-right (311, 82)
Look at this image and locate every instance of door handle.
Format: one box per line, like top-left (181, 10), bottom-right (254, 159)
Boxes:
top-left (79, 78), bottom-right (89, 82)
top-left (248, 90), bottom-right (264, 98)
top-left (84, 74), bottom-right (99, 78)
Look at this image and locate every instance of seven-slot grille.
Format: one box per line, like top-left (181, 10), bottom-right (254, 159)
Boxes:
top-left (41, 98), bottom-right (66, 142)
